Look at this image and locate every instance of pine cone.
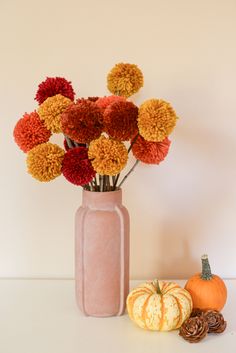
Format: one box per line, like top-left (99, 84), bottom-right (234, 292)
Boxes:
top-left (190, 308), bottom-right (204, 318)
top-left (203, 310), bottom-right (227, 333)
top-left (179, 316), bottom-right (209, 343)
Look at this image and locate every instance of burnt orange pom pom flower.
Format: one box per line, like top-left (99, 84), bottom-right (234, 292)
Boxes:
top-left (13, 111), bottom-right (51, 152)
top-left (132, 135), bottom-right (171, 164)
top-left (138, 99), bottom-right (177, 142)
top-left (38, 94), bottom-right (72, 133)
top-left (107, 63), bottom-right (143, 98)
top-left (103, 101), bottom-right (138, 141)
top-left (88, 136), bottom-right (128, 176)
top-left (95, 95), bottom-right (126, 111)
top-left (61, 99), bottom-right (103, 143)
top-left (27, 142), bottom-right (65, 182)
top-left (35, 77), bottom-right (75, 104)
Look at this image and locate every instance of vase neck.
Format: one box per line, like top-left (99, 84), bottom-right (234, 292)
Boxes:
top-left (82, 189), bottom-right (122, 208)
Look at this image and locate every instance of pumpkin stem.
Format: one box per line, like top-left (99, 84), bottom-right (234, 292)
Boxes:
top-left (155, 280), bottom-right (162, 294)
top-left (201, 254), bottom-right (213, 280)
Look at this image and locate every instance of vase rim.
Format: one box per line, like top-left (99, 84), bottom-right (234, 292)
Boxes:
top-left (82, 188), bottom-right (122, 194)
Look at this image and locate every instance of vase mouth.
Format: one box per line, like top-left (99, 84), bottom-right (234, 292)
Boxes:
top-left (83, 187), bottom-right (121, 194)
top-left (82, 187), bottom-right (122, 206)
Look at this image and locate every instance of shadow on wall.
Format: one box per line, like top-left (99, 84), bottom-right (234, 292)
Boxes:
top-left (153, 122), bottom-right (236, 279)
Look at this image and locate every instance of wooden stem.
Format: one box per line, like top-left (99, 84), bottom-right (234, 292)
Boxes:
top-left (118, 160), bottom-right (139, 188)
top-left (128, 133), bottom-right (139, 153)
top-left (99, 175), bottom-right (103, 192)
top-left (113, 173), bottom-right (120, 190)
top-left (64, 135), bottom-right (74, 149)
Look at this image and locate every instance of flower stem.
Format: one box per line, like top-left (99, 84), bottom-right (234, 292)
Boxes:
top-left (113, 173), bottom-right (120, 190)
top-left (99, 175), bottom-right (103, 192)
top-left (128, 133), bottom-right (139, 153)
top-left (64, 135), bottom-right (74, 149)
top-left (118, 160), bottom-right (139, 188)
top-left (94, 175), bottom-right (98, 191)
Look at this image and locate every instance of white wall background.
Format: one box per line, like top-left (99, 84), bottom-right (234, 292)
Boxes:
top-left (0, 0), bottom-right (236, 279)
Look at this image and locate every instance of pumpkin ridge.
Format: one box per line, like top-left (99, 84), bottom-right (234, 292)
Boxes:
top-left (163, 284), bottom-right (180, 294)
top-left (158, 295), bottom-right (165, 330)
top-left (170, 294), bottom-right (183, 328)
top-left (177, 291), bottom-right (192, 311)
top-left (139, 282), bottom-right (156, 294)
top-left (127, 290), bottom-right (150, 320)
top-left (142, 294), bottom-right (152, 329)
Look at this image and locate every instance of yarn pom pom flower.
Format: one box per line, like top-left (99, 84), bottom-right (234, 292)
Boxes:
top-left (131, 135), bottom-right (171, 164)
top-left (38, 94), bottom-right (72, 133)
top-left (88, 136), bottom-right (128, 176)
top-left (103, 101), bottom-right (138, 141)
top-left (107, 63), bottom-right (143, 98)
top-left (13, 111), bottom-right (51, 153)
top-left (35, 77), bottom-right (75, 104)
top-left (27, 142), bottom-right (65, 182)
top-left (138, 99), bottom-right (177, 142)
top-left (87, 97), bottom-right (99, 102)
top-left (62, 147), bottom-right (95, 186)
top-left (95, 95), bottom-right (126, 111)
top-left (61, 99), bottom-right (103, 143)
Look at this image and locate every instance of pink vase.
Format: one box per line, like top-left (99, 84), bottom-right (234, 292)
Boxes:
top-left (75, 189), bottom-right (130, 317)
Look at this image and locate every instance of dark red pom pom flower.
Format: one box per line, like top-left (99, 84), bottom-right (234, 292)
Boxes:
top-left (62, 147), bottom-right (95, 186)
top-left (35, 77), bottom-right (75, 104)
top-left (103, 101), bottom-right (138, 141)
top-left (132, 135), bottom-right (171, 164)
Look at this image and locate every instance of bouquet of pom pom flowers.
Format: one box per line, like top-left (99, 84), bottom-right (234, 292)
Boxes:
top-left (13, 63), bottom-right (178, 191)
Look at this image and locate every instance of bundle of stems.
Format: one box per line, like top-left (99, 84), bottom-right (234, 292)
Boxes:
top-left (65, 134), bottom-right (139, 192)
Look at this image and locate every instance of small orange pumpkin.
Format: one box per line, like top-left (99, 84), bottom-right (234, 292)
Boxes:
top-left (185, 255), bottom-right (227, 311)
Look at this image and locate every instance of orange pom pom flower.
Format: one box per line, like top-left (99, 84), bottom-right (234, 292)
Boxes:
top-left (88, 136), bottom-right (128, 176)
top-left (27, 142), bottom-right (65, 182)
top-left (138, 99), bottom-right (177, 142)
top-left (38, 94), bottom-right (72, 133)
top-left (132, 135), bottom-right (171, 164)
top-left (13, 112), bottom-right (51, 153)
top-left (107, 63), bottom-right (143, 98)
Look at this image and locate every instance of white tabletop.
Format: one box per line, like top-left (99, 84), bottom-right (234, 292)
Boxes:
top-left (0, 279), bottom-right (235, 353)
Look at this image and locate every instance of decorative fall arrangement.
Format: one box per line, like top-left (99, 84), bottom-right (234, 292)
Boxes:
top-left (13, 63), bottom-right (177, 190)
top-left (13, 64), bottom-right (228, 340)
top-left (127, 255), bottom-right (227, 343)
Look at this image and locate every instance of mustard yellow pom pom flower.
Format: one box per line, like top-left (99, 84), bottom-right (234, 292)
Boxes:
top-left (27, 142), bottom-right (65, 182)
top-left (38, 94), bottom-right (72, 133)
top-left (138, 99), bottom-right (177, 142)
top-left (88, 136), bottom-right (128, 176)
top-left (107, 63), bottom-right (143, 98)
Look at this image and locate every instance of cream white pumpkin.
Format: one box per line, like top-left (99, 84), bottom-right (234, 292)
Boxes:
top-left (126, 279), bottom-right (193, 331)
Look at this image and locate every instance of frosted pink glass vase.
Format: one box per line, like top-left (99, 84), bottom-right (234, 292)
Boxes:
top-left (75, 189), bottom-right (130, 317)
